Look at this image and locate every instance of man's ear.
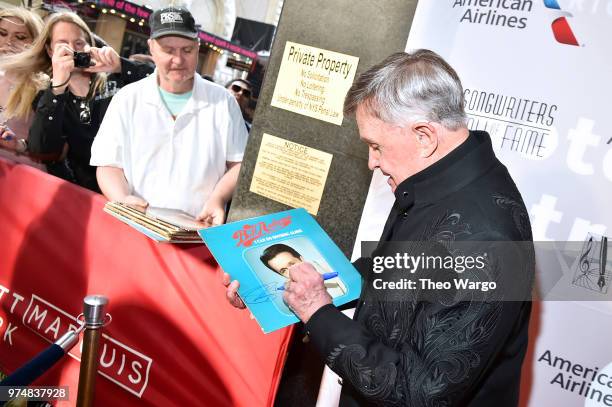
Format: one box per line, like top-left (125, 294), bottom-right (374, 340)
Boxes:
top-left (147, 39), bottom-right (154, 55)
top-left (412, 121), bottom-right (438, 158)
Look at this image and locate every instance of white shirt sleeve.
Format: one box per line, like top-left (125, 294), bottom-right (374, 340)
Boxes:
top-left (90, 89), bottom-right (127, 168)
top-left (225, 94), bottom-right (249, 162)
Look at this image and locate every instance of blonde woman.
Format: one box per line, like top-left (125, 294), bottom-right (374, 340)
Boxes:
top-left (0, 7), bottom-right (44, 169)
top-left (0, 7), bottom-right (41, 55)
top-left (0, 12), bottom-right (152, 191)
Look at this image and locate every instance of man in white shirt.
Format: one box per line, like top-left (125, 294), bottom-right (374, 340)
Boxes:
top-left (90, 7), bottom-right (248, 226)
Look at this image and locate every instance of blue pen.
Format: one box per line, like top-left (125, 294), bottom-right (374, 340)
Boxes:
top-left (1, 124), bottom-right (13, 141)
top-left (277, 271), bottom-right (338, 291)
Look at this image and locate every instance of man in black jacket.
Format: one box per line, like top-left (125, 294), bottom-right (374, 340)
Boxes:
top-left (226, 49), bottom-right (534, 406)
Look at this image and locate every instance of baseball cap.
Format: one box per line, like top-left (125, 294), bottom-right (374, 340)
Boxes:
top-left (149, 7), bottom-right (198, 40)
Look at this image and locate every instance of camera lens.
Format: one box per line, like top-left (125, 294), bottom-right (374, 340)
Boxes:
top-left (74, 51), bottom-right (92, 68)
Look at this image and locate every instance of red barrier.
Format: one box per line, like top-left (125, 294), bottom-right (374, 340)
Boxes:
top-left (0, 158), bottom-right (292, 406)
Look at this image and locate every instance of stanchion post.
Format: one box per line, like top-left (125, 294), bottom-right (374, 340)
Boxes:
top-left (76, 295), bottom-right (108, 407)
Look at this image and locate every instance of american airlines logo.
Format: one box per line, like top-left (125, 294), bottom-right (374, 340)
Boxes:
top-left (543, 0), bottom-right (580, 46)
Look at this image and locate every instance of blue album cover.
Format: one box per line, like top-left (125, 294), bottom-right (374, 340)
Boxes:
top-left (198, 208), bottom-right (362, 333)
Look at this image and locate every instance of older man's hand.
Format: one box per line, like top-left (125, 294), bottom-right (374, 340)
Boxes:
top-left (222, 272), bottom-right (246, 309)
top-left (283, 262), bottom-right (332, 323)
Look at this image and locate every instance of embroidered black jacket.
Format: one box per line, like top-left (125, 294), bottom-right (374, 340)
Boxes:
top-left (305, 131), bottom-right (534, 407)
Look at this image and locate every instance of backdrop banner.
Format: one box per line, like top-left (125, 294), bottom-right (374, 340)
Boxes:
top-left (0, 158), bottom-right (292, 406)
top-left (353, 1), bottom-right (612, 406)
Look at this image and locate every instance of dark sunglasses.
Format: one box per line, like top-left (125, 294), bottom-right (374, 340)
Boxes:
top-left (231, 84), bottom-right (251, 98)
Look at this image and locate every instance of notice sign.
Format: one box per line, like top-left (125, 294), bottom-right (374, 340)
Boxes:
top-left (271, 41), bottom-right (359, 125)
top-left (250, 133), bottom-right (333, 215)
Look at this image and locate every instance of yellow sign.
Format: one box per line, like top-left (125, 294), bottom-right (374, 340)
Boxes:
top-left (271, 41), bottom-right (359, 125)
top-left (249, 133), bottom-right (333, 215)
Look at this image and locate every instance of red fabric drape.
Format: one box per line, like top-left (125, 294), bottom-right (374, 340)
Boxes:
top-left (0, 158), bottom-right (292, 406)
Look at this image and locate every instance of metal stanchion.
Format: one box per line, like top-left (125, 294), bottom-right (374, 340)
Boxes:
top-left (76, 295), bottom-right (109, 407)
top-left (0, 328), bottom-right (81, 389)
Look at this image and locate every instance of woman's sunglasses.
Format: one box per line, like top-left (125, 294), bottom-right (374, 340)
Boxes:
top-left (231, 84), bottom-right (251, 98)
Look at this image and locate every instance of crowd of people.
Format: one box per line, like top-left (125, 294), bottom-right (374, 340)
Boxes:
top-left (0, 5), bottom-right (254, 223)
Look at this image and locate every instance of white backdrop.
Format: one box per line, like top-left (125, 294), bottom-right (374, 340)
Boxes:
top-left (352, 0), bottom-right (612, 406)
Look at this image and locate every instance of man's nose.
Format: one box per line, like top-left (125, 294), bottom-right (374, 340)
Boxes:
top-left (368, 153), bottom-right (378, 171)
top-left (172, 54), bottom-right (184, 65)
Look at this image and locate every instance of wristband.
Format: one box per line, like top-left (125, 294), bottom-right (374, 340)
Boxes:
top-left (50, 74), bottom-right (71, 89)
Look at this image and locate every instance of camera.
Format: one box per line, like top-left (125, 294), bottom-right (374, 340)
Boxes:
top-left (73, 51), bottom-right (92, 68)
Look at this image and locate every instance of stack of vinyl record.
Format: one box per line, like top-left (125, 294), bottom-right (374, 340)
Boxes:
top-left (103, 202), bottom-right (205, 243)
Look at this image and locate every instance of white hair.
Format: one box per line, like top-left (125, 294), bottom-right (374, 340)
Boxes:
top-left (344, 49), bottom-right (467, 131)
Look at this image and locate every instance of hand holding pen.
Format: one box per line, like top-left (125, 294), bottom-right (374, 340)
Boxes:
top-left (0, 122), bottom-right (14, 139)
top-left (277, 271), bottom-right (338, 291)
top-left (0, 123), bottom-right (18, 151)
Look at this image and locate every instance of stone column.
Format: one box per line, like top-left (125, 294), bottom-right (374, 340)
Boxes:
top-left (228, 0), bottom-right (419, 256)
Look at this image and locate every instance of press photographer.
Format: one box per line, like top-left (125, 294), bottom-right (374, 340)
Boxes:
top-left (0, 12), bottom-right (153, 191)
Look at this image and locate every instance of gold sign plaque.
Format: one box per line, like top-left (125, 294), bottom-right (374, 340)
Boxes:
top-left (271, 41), bottom-right (359, 125)
top-left (249, 133), bottom-right (333, 215)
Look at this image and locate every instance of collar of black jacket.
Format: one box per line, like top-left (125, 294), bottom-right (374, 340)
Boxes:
top-left (393, 130), bottom-right (498, 211)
